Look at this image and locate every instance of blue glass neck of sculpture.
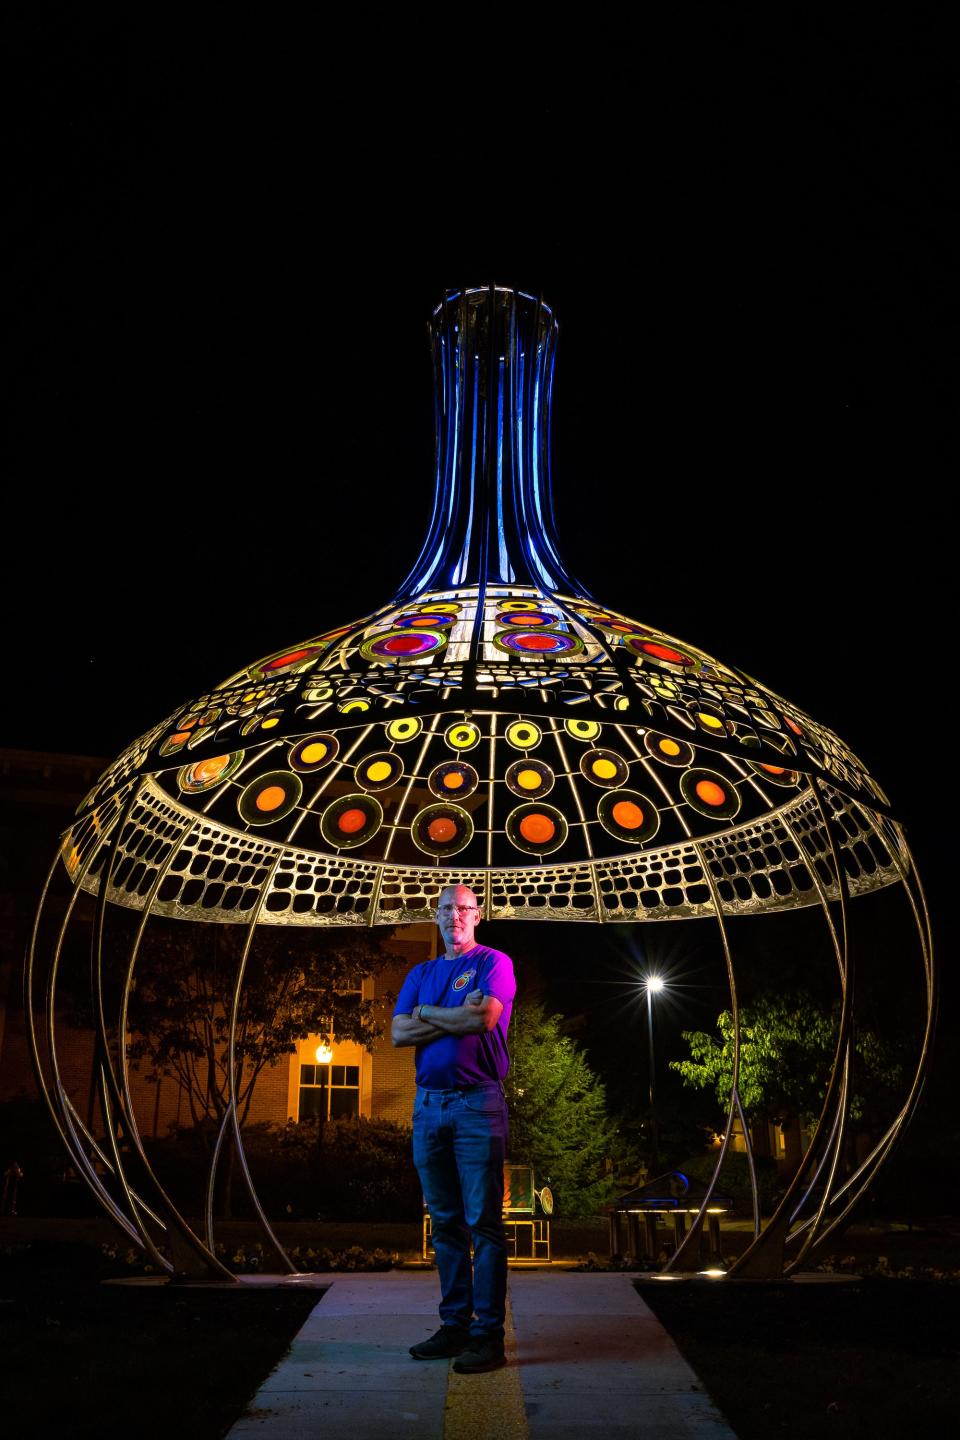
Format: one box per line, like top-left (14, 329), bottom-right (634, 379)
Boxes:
top-left (395, 287), bottom-right (587, 600)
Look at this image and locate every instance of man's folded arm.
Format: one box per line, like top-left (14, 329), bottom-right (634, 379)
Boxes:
top-left (420, 993), bottom-right (504, 1035)
top-left (391, 1011), bottom-right (446, 1047)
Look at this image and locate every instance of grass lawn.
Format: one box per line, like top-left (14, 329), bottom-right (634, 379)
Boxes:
top-left (0, 1243), bottom-right (324, 1440)
top-left (638, 1276), bottom-right (960, 1438)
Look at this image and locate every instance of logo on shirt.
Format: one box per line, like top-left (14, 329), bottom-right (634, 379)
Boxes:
top-left (453, 969), bottom-right (477, 991)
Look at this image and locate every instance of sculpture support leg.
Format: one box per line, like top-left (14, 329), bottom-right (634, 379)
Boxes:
top-left (664, 842), bottom-right (746, 1272)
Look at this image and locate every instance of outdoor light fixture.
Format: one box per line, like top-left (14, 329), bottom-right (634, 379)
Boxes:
top-left (645, 975), bottom-right (665, 994)
top-left (27, 285), bottom-right (934, 1281)
top-left (314, 1043), bottom-right (333, 1065)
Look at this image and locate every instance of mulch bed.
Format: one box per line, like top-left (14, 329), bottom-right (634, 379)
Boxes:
top-left (0, 1243), bottom-right (324, 1440)
top-left (638, 1275), bottom-right (960, 1438)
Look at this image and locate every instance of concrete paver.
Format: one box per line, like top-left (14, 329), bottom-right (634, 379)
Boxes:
top-left (227, 1270), bottom-right (737, 1439)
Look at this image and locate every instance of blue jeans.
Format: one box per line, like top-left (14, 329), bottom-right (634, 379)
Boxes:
top-left (412, 1084), bottom-right (509, 1340)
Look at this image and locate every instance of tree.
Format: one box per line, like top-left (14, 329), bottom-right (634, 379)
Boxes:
top-left (504, 1001), bottom-right (621, 1218)
top-left (123, 921), bottom-right (393, 1133)
top-left (669, 992), bottom-right (903, 1125)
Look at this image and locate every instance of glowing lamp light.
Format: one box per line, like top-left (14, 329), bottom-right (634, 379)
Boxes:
top-left (646, 975), bottom-right (665, 994)
top-left (315, 1043), bottom-right (333, 1065)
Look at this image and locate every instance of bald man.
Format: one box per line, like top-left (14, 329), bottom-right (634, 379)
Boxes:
top-left (392, 883), bottom-right (516, 1374)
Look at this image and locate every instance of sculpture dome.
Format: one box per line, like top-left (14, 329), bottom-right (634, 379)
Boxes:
top-left (66, 286), bottom-right (899, 929)
top-left (30, 285), bottom-right (932, 1282)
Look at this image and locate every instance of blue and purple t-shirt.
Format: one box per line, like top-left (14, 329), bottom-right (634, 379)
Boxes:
top-left (393, 944), bottom-right (516, 1090)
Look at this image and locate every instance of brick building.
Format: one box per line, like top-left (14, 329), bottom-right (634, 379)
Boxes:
top-left (0, 749), bottom-right (429, 1143)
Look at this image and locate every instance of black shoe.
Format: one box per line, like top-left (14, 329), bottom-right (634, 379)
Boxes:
top-left (452, 1336), bottom-right (506, 1374)
top-left (409, 1325), bottom-right (470, 1360)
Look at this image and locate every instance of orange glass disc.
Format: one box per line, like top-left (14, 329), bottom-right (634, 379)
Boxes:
top-left (337, 807), bottom-right (367, 834)
top-left (442, 772), bottom-right (465, 789)
top-left (428, 816), bottom-right (457, 843)
top-left (642, 642), bottom-right (686, 663)
top-left (695, 779), bottom-right (726, 807)
top-left (255, 785), bottom-right (287, 813)
top-left (519, 813), bottom-right (555, 844)
top-left (612, 800), bottom-right (644, 829)
top-left (659, 738), bottom-right (681, 757)
top-left (194, 756), bottom-right (229, 784)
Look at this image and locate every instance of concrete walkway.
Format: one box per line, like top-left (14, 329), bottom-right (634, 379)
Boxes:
top-left (226, 1270), bottom-right (736, 1439)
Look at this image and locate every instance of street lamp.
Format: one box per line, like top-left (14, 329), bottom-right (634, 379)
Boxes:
top-left (644, 975), bottom-right (665, 1170)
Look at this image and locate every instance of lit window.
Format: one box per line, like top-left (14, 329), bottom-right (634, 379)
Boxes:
top-left (299, 1060), bottom-right (360, 1121)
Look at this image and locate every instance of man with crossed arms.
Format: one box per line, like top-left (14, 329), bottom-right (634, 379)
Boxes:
top-left (392, 882), bottom-right (516, 1374)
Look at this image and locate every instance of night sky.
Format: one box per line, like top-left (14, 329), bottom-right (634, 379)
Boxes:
top-left (4, 19), bottom-right (955, 1106)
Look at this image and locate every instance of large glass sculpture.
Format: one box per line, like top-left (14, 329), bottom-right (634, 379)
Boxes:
top-left (27, 286), bottom-right (933, 1279)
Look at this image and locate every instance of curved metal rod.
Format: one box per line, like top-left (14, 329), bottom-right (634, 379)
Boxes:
top-left (787, 1078), bottom-right (844, 1226)
top-left (733, 1087), bottom-right (760, 1239)
top-left (29, 805), bottom-right (144, 1240)
top-left (784, 1040), bottom-right (853, 1274)
top-left (777, 805), bottom-right (854, 1246)
top-left (115, 818), bottom-right (235, 1281)
top-left (224, 854), bottom-right (298, 1274)
top-left (91, 1059), bottom-right (172, 1275)
top-left (86, 783), bottom-right (174, 1274)
top-left (57, 1088), bottom-right (165, 1228)
top-left (790, 818), bottom-right (934, 1241)
top-left (729, 776), bottom-right (854, 1277)
top-left (663, 842), bottom-right (744, 1272)
top-left (793, 818), bottom-right (935, 1257)
top-left (23, 848), bottom-right (99, 1180)
top-left (205, 1103), bottom-right (234, 1259)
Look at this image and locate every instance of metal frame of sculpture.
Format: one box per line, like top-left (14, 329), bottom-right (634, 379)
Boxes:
top-left (26, 285), bottom-right (935, 1280)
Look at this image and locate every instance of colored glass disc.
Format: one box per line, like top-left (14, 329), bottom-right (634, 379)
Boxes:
top-left (643, 731), bottom-right (695, 767)
top-left (494, 629), bottom-right (583, 656)
top-left (159, 730), bottom-right (192, 758)
top-left (177, 752), bottom-right (243, 794)
top-left (681, 768), bottom-right (742, 821)
top-left (319, 793), bottom-right (383, 850)
top-left (495, 611), bottom-right (556, 627)
top-left (627, 636), bottom-right (696, 668)
top-left (597, 789), bottom-right (660, 844)
top-left (290, 735), bottom-right (340, 772)
top-left (428, 761), bottom-right (480, 799)
top-left (579, 748), bottom-right (629, 789)
top-left (395, 612), bottom-right (456, 628)
top-left (693, 707), bottom-right (729, 735)
top-left (238, 771), bottom-right (303, 826)
top-left (505, 759), bottom-right (555, 798)
top-left (506, 803), bottom-right (568, 856)
top-left (387, 717), bottom-right (423, 743)
top-left (750, 761), bottom-right (800, 788)
top-left (362, 629), bottom-right (446, 661)
top-left (251, 644), bottom-right (324, 679)
top-left (564, 718), bottom-right (602, 743)
top-left (355, 752), bottom-right (404, 791)
top-left (411, 803), bottom-right (474, 858)
top-left (445, 721), bottom-right (481, 752)
top-left (505, 719), bottom-right (542, 750)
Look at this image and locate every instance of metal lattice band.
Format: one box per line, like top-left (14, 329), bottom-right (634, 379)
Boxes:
top-left (70, 775), bottom-right (904, 925)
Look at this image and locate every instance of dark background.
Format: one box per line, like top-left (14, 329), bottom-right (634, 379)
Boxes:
top-left (2, 15), bottom-right (954, 1166)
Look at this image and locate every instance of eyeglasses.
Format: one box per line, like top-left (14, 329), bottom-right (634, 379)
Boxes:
top-left (437, 904), bottom-right (479, 916)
